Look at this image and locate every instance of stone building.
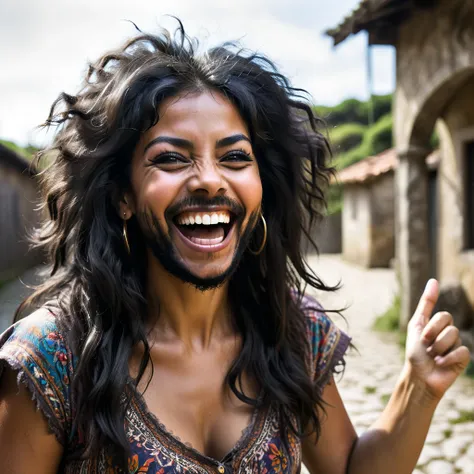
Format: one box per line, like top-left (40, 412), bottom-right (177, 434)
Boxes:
top-left (327, 0), bottom-right (474, 333)
top-left (0, 143), bottom-right (41, 282)
top-left (338, 148), bottom-right (439, 270)
top-left (338, 149), bottom-right (397, 268)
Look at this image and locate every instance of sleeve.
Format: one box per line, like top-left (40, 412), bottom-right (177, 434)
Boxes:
top-left (0, 310), bottom-right (74, 446)
top-left (300, 293), bottom-right (351, 390)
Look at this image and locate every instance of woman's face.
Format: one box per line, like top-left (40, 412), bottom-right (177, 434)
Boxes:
top-left (127, 90), bottom-right (263, 289)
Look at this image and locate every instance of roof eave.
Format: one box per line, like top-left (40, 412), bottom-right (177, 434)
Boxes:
top-left (324, 0), bottom-right (419, 47)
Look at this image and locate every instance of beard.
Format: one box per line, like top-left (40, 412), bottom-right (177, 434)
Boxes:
top-left (137, 201), bottom-right (259, 291)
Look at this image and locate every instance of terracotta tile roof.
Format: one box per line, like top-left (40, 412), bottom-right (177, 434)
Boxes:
top-left (336, 148), bottom-right (439, 185)
top-left (337, 148), bottom-right (397, 185)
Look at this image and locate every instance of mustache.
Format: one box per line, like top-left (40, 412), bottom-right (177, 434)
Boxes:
top-left (165, 195), bottom-right (245, 219)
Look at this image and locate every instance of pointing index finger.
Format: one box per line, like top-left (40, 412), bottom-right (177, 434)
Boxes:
top-left (413, 279), bottom-right (439, 326)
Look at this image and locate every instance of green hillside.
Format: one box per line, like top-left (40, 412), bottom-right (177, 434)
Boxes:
top-left (314, 94), bottom-right (394, 215)
top-left (0, 139), bottom-right (37, 161)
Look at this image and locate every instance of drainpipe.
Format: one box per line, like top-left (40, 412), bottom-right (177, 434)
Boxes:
top-left (367, 35), bottom-right (375, 127)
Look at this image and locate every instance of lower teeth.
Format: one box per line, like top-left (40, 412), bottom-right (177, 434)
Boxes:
top-left (188, 235), bottom-right (224, 245)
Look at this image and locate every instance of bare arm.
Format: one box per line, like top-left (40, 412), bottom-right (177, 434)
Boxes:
top-left (302, 379), bottom-right (357, 474)
top-left (302, 370), bottom-right (437, 474)
top-left (346, 365), bottom-right (437, 474)
top-left (303, 280), bottom-right (469, 474)
top-left (0, 367), bottom-right (63, 474)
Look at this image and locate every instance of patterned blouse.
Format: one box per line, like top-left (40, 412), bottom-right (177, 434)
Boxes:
top-left (0, 295), bottom-right (350, 473)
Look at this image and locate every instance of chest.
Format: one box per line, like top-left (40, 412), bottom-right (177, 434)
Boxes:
top-left (65, 401), bottom-right (302, 474)
top-left (130, 341), bottom-right (258, 461)
top-left (63, 356), bottom-right (302, 474)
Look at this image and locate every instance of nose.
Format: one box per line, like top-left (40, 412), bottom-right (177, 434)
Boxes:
top-left (187, 160), bottom-right (226, 197)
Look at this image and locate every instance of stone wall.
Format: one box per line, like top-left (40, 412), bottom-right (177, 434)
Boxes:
top-left (342, 184), bottom-right (372, 267)
top-left (369, 173), bottom-right (395, 268)
top-left (394, 0), bottom-right (474, 326)
top-left (395, 0), bottom-right (474, 149)
top-left (436, 79), bottom-right (474, 309)
top-left (303, 212), bottom-right (342, 255)
top-left (0, 159), bottom-right (42, 282)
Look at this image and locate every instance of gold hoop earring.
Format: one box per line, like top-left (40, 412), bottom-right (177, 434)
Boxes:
top-left (123, 215), bottom-right (131, 255)
top-left (249, 214), bottom-right (267, 256)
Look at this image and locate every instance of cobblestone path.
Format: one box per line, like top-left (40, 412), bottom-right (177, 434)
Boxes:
top-left (302, 254), bottom-right (474, 474)
top-left (1, 260), bottom-right (473, 472)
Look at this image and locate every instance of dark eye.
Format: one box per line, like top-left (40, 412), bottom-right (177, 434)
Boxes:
top-left (221, 150), bottom-right (253, 165)
top-left (147, 152), bottom-right (189, 167)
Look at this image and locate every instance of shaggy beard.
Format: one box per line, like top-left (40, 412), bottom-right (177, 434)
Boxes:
top-left (138, 206), bottom-right (259, 291)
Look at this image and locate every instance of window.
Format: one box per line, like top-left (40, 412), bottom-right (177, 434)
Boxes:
top-left (465, 141), bottom-right (474, 249)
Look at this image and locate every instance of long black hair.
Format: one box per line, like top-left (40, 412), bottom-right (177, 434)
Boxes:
top-left (17, 21), bottom-right (338, 465)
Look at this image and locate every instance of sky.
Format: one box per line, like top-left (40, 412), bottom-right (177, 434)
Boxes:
top-left (0, 0), bottom-right (395, 147)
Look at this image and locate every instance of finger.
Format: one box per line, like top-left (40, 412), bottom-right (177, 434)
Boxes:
top-left (434, 346), bottom-right (471, 370)
top-left (421, 311), bottom-right (454, 345)
top-left (427, 325), bottom-right (459, 357)
top-left (413, 279), bottom-right (439, 328)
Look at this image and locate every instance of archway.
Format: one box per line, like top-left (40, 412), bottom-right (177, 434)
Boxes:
top-left (395, 68), bottom-right (474, 328)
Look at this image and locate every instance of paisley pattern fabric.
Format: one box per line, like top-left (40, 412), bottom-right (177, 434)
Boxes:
top-left (0, 296), bottom-right (350, 473)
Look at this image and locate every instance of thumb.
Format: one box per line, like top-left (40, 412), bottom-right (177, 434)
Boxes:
top-left (411, 279), bottom-right (439, 329)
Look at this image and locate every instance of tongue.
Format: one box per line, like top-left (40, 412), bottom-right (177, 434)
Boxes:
top-left (178, 224), bottom-right (225, 245)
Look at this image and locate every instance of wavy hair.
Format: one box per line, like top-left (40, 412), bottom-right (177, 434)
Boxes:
top-left (17, 21), bottom-right (338, 466)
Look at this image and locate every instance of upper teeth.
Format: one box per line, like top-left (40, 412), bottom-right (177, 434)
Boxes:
top-left (176, 211), bottom-right (231, 226)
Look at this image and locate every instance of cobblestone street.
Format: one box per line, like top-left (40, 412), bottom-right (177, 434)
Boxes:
top-left (1, 258), bottom-right (473, 472)
top-left (303, 254), bottom-right (474, 474)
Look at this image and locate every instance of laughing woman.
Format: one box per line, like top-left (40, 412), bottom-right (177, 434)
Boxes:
top-left (0, 24), bottom-right (470, 474)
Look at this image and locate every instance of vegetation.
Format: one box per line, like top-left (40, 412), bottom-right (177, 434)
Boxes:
top-left (329, 123), bottom-right (367, 154)
top-left (326, 183), bottom-right (343, 216)
top-left (316, 94), bottom-right (394, 214)
top-left (372, 293), bottom-right (408, 348)
top-left (0, 139), bottom-right (37, 161)
top-left (373, 293), bottom-right (401, 332)
top-left (467, 360), bottom-right (474, 379)
top-left (449, 410), bottom-right (474, 425)
top-left (363, 113), bottom-right (393, 155)
top-left (315, 94), bottom-right (392, 128)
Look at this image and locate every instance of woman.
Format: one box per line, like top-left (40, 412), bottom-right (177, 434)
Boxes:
top-left (0, 24), bottom-right (469, 474)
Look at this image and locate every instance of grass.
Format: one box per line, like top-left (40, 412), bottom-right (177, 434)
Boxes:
top-left (443, 428), bottom-right (453, 439)
top-left (373, 294), bottom-right (401, 332)
top-left (364, 386), bottom-right (376, 394)
top-left (380, 394), bottom-right (390, 405)
top-left (372, 294), bottom-right (408, 349)
top-left (449, 410), bottom-right (474, 425)
top-left (466, 360), bottom-right (474, 379)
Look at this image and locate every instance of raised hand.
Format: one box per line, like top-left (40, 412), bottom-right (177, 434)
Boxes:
top-left (405, 279), bottom-right (471, 401)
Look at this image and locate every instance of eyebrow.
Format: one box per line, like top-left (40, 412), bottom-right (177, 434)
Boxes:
top-left (143, 133), bottom-right (251, 153)
top-left (216, 134), bottom-right (251, 148)
top-left (144, 136), bottom-right (193, 153)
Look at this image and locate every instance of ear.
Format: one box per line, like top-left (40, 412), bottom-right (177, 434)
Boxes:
top-left (119, 192), bottom-right (135, 220)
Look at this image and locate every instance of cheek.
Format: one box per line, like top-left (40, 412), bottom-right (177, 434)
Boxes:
top-left (231, 168), bottom-right (263, 214)
top-left (131, 169), bottom-right (181, 220)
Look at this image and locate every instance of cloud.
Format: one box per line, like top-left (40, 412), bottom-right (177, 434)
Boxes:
top-left (0, 0), bottom-right (394, 145)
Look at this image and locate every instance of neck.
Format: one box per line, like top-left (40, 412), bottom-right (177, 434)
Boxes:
top-left (146, 256), bottom-right (233, 349)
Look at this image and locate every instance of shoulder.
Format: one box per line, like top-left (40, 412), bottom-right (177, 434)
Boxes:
top-left (299, 294), bottom-right (343, 346)
top-left (0, 307), bottom-right (72, 373)
top-left (295, 292), bottom-right (352, 388)
top-left (0, 307), bottom-right (74, 445)
top-left (1, 307), bottom-right (62, 347)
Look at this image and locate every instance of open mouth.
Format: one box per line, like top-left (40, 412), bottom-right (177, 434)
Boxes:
top-left (173, 210), bottom-right (236, 249)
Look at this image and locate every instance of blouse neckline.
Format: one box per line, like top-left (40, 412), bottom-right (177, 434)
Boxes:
top-left (126, 382), bottom-right (268, 469)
